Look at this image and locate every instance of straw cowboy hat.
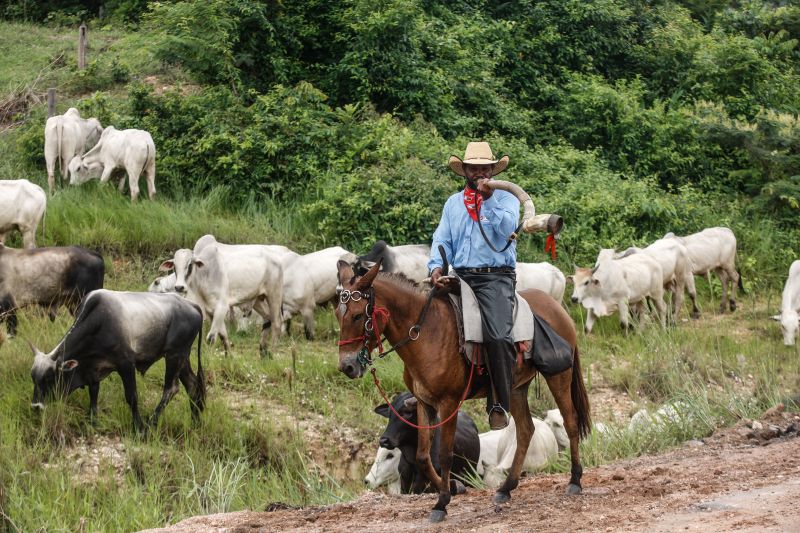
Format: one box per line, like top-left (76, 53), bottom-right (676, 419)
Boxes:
top-left (448, 141), bottom-right (509, 177)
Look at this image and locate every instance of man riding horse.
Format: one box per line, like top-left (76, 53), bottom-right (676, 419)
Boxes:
top-left (428, 141), bottom-right (519, 430)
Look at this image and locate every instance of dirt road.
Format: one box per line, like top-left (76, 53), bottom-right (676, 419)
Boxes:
top-left (142, 409), bottom-right (799, 533)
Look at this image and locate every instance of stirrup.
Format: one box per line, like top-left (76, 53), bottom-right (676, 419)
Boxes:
top-left (488, 405), bottom-right (509, 430)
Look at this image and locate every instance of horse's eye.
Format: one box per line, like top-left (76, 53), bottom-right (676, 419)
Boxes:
top-left (353, 313), bottom-right (363, 322)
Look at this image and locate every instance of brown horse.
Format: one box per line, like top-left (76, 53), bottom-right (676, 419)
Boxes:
top-left (335, 260), bottom-right (591, 522)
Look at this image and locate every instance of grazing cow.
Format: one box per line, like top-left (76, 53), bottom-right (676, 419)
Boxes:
top-left (516, 262), bottom-right (567, 302)
top-left (616, 237), bottom-right (699, 320)
top-left (68, 126), bottom-right (156, 201)
top-left (0, 179), bottom-right (46, 249)
top-left (772, 260), bottom-right (800, 346)
top-left (364, 446), bottom-right (402, 494)
top-left (0, 245), bottom-right (104, 336)
top-left (375, 391), bottom-right (480, 494)
top-left (355, 240), bottom-right (430, 283)
top-left (44, 107), bottom-right (103, 194)
top-left (29, 290), bottom-right (204, 431)
top-left (160, 236), bottom-right (283, 357)
top-left (663, 227), bottom-right (742, 313)
top-left (481, 415), bottom-right (559, 488)
top-left (569, 249), bottom-right (666, 333)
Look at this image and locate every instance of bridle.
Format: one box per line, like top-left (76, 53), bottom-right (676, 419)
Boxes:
top-left (336, 282), bottom-right (476, 430)
top-left (336, 286), bottom-right (430, 368)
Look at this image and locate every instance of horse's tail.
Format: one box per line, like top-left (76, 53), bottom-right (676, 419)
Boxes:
top-left (571, 345), bottom-right (592, 439)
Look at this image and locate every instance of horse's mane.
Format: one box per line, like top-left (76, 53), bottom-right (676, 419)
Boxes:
top-left (376, 271), bottom-right (426, 294)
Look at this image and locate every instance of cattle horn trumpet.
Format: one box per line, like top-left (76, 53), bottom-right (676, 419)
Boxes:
top-left (485, 180), bottom-right (563, 235)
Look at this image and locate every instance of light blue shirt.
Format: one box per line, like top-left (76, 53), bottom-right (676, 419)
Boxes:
top-left (428, 188), bottom-right (520, 272)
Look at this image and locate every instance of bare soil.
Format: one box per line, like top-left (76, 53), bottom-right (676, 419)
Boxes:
top-left (141, 407), bottom-right (800, 533)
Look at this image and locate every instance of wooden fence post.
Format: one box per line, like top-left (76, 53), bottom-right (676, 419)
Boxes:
top-left (47, 88), bottom-right (56, 117)
top-left (78, 23), bottom-right (87, 70)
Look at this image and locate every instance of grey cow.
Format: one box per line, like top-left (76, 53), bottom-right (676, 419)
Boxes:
top-left (30, 290), bottom-right (205, 431)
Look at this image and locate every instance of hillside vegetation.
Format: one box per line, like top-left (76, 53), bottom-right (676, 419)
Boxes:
top-left (0, 1), bottom-right (799, 532)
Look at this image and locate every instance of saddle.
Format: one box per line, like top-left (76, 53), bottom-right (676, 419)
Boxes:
top-left (446, 276), bottom-right (573, 377)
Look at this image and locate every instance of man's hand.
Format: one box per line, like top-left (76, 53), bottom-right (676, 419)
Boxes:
top-left (476, 177), bottom-right (494, 200)
top-left (431, 267), bottom-right (449, 289)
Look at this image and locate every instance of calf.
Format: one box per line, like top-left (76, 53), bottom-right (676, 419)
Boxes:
top-left (481, 416), bottom-right (559, 488)
top-left (375, 391), bottom-right (480, 494)
top-left (569, 249), bottom-right (666, 333)
top-left (44, 107), bottom-right (103, 194)
top-left (355, 240), bottom-right (430, 284)
top-left (772, 260), bottom-right (800, 345)
top-left (0, 179), bottom-right (46, 249)
top-left (516, 262), bottom-right (566, 302)
top-left (30, 290), bottom-right (205, 431)
top-left (663, 227), bottom-right (742, 312)
top-left (364, 446), bottom-right (402, 494)
top-left (68, 126), bottom-right (156, 201)
top-left (0, 245), bottom-right (104, 336)
top-left (160, 235), bottom-right (283, 357)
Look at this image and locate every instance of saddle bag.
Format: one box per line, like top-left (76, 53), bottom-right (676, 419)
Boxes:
top-left (531, 313), bottom-right (573, 376)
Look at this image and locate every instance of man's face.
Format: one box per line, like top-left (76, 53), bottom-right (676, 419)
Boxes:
top-left (464, 163), bottom-right (493, 189)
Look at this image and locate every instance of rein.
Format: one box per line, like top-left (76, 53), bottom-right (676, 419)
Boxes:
top-left (474, 190), bottom-right (523, 254)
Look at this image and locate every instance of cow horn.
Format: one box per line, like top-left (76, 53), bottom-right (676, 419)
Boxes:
top-left (485, 180), bottom-right (563, 235)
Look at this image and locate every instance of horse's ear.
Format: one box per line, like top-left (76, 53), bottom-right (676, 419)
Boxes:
top-left (374, 404), bottom-right (390, 418)
top-left (356, 257), bottom-right (382, 291)
top-left (337, 260), bottom-right (355, 286)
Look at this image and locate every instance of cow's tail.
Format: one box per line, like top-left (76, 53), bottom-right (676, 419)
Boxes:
top-left (40, 203), bottom-right (47, 244)
top-left (737, 271), bottom-right (745, 295)
top-left (195, 316), bottom-right (206, 411)
top-left (571, 345), bottom-right (592, 440)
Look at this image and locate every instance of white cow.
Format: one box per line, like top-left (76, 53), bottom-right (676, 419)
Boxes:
top-left (355, 240), bottom-right (430, 284)
top-left (149, 271), bottom-right (257, 332)
top-left (663, 227), bottom-right (742, 313)
top-left (545, 409), bottom-right (609, 449)
top-left (160, 236), bottom-right (283, 357)
top-left (569, 249), bottom-right (666, 333)
top-left (44, 108), bottom-right (103, 195)
top-left (616, 238), bottom-right (699, 320)
top-left (68, 126), bottom-right (156, 201)
top-left (364, 446), bottom-right (402, 494)
top-left (772, 260), bottom-right (800, 345)
top-left (481, 416), bottom-right (559, 488)
top-left (0, 179), bottom-right (46, 249)
top-left (516, 262), bottom-right (566, 302)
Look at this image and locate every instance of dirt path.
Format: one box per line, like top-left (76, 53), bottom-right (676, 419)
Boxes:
top-left (141, 408), bottom-right (800, 533)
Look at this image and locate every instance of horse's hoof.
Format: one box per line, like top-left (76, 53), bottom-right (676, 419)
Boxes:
top-left (428, 510), bottom-right (447, 523)
top-left (566, 483), bottom-right (582, 495)
top-left (450, 480), bottom-right (466, 495)
top-left (493, 491), bottom-right (511, 504)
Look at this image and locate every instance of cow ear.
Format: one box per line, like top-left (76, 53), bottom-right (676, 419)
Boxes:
top-left (337, 260), bottom-right (355, 286)
top-left (374, 404), bottom-right (390, 418)
top-left (403, 396), bottom-right (418, 409)
top-left (592, 278), bottom-right (600, 286)
top-left (565, 275), bottom-right (573, 284)
top-left (60, 359), bottom-right (79, 372)
top-left (159, 260), bottom-right (174, 272)
top-left (355, 257), bottom-right (382, 291)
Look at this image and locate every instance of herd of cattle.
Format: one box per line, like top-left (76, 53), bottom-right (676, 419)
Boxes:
top-left (1, 106), bottom-right (800, 492)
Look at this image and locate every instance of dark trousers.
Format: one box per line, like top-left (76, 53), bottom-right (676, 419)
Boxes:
top-left (459, 271), bottom-right (516, 414)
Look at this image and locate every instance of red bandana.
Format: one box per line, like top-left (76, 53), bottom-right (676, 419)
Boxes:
top-left (463, 187), bottom-right (482, 222)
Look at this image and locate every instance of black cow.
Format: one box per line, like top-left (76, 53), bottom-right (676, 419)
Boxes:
top-left (30, 289), bottom-right (205, 431)
top-left (375, 391), bottom-right (481, 494)
top-left (0, 244), bottom-right (104, 336)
